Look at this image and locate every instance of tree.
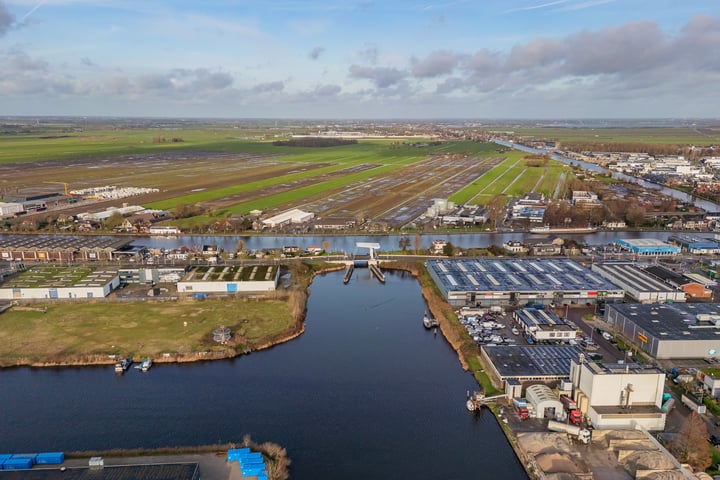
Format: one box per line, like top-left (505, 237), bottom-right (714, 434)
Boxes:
top-left (442, 242), bottom-right (455, 257)
top-left (671, 411), bottom-right (711, 471)
top-left (399, 235), bottom-right (410, 252)
top-left (413, 233), bottom-right (421, 255)
top-left (322, 240), bottom-right (330, 256)
top-left (235, 240), bottom-right (244, 256)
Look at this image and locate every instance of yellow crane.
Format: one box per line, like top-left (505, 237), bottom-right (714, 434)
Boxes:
top-left (43, 181), bottom-right (70, 196)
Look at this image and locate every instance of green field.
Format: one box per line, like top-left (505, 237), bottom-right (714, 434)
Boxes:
top-left (0, 298), bottom-right (295, 366)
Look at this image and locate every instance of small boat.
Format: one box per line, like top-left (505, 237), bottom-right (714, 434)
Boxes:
top-left (114, 358), bottom-right (132, 373)
top-left (423, 312), bottom-right (439, 329)
top-left (511, 328), bottom-right (519, 335)
top-left (141, 358), bottom-right (152, 372)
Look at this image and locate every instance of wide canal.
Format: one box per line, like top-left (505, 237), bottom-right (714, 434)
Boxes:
top-left (0, 269), bottom-right (527, 479)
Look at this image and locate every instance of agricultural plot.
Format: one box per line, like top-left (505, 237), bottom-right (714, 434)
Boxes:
top-left (1, 126), bottom-right (533, 228)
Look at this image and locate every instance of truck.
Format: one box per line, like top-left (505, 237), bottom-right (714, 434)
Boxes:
top-left (547, 420), bottom-right (591, 444)
top-left (517, 406), bottom-right (529, 420)
top-left (560, 394), bottom-right (583, 425)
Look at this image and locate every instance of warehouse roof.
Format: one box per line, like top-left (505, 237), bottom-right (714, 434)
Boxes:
top-left (608, 303), bottom-right (720, 341)
top-left (482, 345), bottom-right (581, 379)
top-left (0, 234), bottom-right (131, 251)
top-left (592, 263), bottom-right (678, 293)
top-left (427, 258), bottom-right (618, 293)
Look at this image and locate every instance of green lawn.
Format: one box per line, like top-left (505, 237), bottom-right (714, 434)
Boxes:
top-left (0, 298), bottom-right (295, 365)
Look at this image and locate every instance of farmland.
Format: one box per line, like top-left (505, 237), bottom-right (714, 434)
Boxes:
top-left (0, 121), bottom-right (572, 230)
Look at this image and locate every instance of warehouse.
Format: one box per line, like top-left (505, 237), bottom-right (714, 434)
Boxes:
top-left (614, 238), bottom-right (680, 256)
top-left (426, 258), bottom-right (623, 307)
top-left (525, 384), bottom-right (564, 420)
top-left (668, 234), bottom-right (720, 255)
top-left (177, 264), bottom-right (279, 295)
top-left (513, 308), bottom-right (576, 343)
top-left (0, 266), bottom-right (120, 300)
top-left (604, 303), bottom-right (720, 359)
top-left (569, 357), bottom-right (666, 430)
top-left (591, 262), bottom-right (686, 303)
top-left (0, 235), bottom-right (133, 262)
top-left (261, 208), bottom-right (314, 229)
top-left (481, 344), bottom-right (582, 389)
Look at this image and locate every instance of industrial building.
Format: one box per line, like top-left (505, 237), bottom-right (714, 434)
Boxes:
top-left (604, 303), bottom-right (720, 359)
top-left (481, 345), bottom-right (582, 392)
top-left (261, 208), bottom-right (314, 229)
top-left (513, 308), bottom-right (576, 343)
top-left (614, 238), bottom-right (680, 256)
top-left (668, 234), bottom-right (720, 255)
top-left (176, 265), bottom-right (279, 295)
top-left (591, 262), bottom-right (686, 303)
top-left (0, 235), bottom-right (135, 262)
top-left (426, 258), bottom-right (623, 307)
top-left (569, 357), bottom-right (666, 430)
top-left (0, 266), bottom-right (120, 300)
top-left (525, 384), bottom-right (564, 419)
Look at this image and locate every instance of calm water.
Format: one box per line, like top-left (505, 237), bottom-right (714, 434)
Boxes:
top-left (0, 269), bottom-right (527, 479)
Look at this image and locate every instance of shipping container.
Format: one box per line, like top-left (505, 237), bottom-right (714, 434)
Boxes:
top-left (36, 452), bottom-right (64, 465)
top-left (3, 457), bottom-right (33, 469)
top-left (11, 454), bottom-right (37, 465)
top-left (512, 397), bottom-right (527, 408)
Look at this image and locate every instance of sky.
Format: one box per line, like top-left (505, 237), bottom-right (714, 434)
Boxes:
top-left (0, 0), bottom-right (719, 119)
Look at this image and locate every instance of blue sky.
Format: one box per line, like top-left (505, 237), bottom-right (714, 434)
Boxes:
top-left (0, 0), bottom-right (719, 118)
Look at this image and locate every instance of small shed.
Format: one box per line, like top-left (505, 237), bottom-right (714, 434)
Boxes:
top-left (526, 384), bottom-right (563, 419)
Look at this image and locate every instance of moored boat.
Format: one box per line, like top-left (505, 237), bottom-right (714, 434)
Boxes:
top-left (529, 225), bottom-right (597, 234)
top-left (423, 312), bottom-right (439, 329)
top-left (114, 358), bottom-right (132, 373)
top-left (141, 358), bottom-right (152, 372)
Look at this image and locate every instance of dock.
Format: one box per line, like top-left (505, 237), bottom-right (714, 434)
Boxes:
top-left (343, 264), bottom-right (354, 284)
top-left (369, 264), bottom-right (385, 283)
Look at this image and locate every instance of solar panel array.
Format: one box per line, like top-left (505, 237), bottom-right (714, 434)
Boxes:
top-left (483, 345), bottom-right (582, 378)
top-left (0, 234), bottom-right (132, 250)
top-left (427, 258), bottom-right (617, 292)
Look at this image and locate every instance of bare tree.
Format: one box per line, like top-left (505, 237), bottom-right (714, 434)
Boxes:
top-left (413, 233), bottom-right (421, 255)
top-left (671, 411), bottom-right (712, 471)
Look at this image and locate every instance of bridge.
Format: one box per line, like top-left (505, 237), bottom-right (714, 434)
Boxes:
top-left (343, 242), bottom-right (384, 284)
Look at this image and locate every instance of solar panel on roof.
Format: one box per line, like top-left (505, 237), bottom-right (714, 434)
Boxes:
top-left (566, 261), bottom-right (584, 272)
top-left (474, 262), bottom-right (487, 272)
top-left (438, 263), bottom-right (448, 273)
top-left (493, 262), bottom-right (507, 272)
top-left (445, 274), bottom-right (458, 286)
top-left (513, 262), bottom-right (527, 272)
top-left (466, 274), bottom-right (479, 286)
top-left (457, 262), bottom-right (467, 272)
top-left (548, 262), bottom-right (563, 272)
top-left (486, 274), bottom-right (501, 286)
top-left (545, 274), bottom-right (562, 286)
top-left (566, 274), bottom-right (580, 285)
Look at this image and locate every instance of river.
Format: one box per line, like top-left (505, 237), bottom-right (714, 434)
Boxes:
top-left (492, 138), bottom-right (720, 212)
top-left (0, 269), bottom-right (527, 479)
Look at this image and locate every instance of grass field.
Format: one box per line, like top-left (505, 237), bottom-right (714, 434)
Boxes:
top-left (0, 298), bottom-right (295, 366)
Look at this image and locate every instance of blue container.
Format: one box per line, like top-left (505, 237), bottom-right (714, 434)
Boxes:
top-left (11, 454), bottom-right (37, 465)
top-left (239, 452), bottom-right (262, 459)
top-left (240, 461), bottom-right (265, 469)
top-left (242, 468), bottom-right (266, 476)
top-left (3, 457), bottom-right (33, 469)
top-left (36, 452), bottom-right (64, 465)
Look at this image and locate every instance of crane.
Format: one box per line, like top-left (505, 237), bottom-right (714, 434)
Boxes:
top-left (43, 181), bottom-right (70, 196)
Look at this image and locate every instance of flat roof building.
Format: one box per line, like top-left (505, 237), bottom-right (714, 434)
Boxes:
top-left (0, 235), bottom-right (133, 262)
top-left (513, 308), bottom-right (576, 342)
top-left (0, 266), bottom-right (120, 300)
top-left (570, 358), bottom-right (666, 430)
top-left (177, 265), bottom-right (279, 295)
top-left (668, 234), bottom-right (720, 255)
top-left (426, 258), bottom-right (624, 307)
top-left (481, 345), bottom-right (582, 387)
top-left (604, 303), bottom-right (720, 359)
top-left (614, 238), bottom-right (680, 256)
top-left (591, 262), bottom-right (686, 303)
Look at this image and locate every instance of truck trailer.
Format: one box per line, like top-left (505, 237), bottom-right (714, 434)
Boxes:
top-left (547, 420), bottom-right (591, 444)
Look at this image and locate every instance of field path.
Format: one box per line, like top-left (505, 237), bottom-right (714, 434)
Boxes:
top-left (501, 170), bottom-right (527, 194)
top-left (553, 172), bottom-right (566, 199)
top-left (530, 167), bottom-right (547, 193)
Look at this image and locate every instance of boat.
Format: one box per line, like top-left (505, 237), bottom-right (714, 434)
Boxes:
top-left (511, 328), bottom-right (519, 335)
top-left (114, 358), bottom-right (132, 373)
top-left (140, 358), bottom-right (152, 372)
top-left (423, 312), bottom-right (439, 329)
top-left (529, 225), bottom-right (597, 234)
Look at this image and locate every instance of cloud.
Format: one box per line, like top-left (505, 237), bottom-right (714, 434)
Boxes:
top-left (412, 50), bottom-right (459, 78)
top-left (80, 57), bottom-right (96, 67)
top-left (312, 84), bottom-right (341, 96)
top-left (251, 81), bottom-right (284, 94)
top-left (358, 47), bottom-right (379, 65)
top-left (349, 64), bottom-right (406, 88)
top-left (0, 0), bottom-right (14, 36)
top-left (309, 46), bottom-right (325, 60)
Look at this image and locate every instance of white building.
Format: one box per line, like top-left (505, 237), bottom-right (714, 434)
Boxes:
top-left (149, 226), bottom-right (181, 236)
top-left (570, 357), bottom-right (666, 430)
top-left (176, 265), bottom-right (279, 294)
top-left (0, 269), bottom-right (120, 300)
top-left (262, 209), bottom-right (314, 229)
